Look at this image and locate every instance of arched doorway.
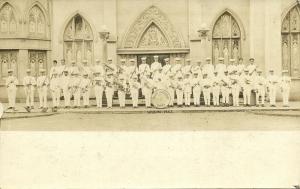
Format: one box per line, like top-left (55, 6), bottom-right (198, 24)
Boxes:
top-left (282, 4), bottom-right (300, 77)
top-left (118, 6), bottom-right (188, 66)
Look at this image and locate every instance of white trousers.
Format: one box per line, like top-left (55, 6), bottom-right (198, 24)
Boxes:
top-left (269, 85), bottom-right (277, 105)
top-left (203, 88), bottom-right (211, 106)
top-left (221, 86), bottom-right (230, 104)
top-left (231, 85), bottom-right (240, 107)
top-left (105, 87), bottom-right (114, 108)
top-left (167, 88), bottom-right (175, 106)
top-left (131, 90), bottom-right (139, 107)
top-left (24, 87), bottom-right (35, 107)
top-left (7, 87), bottom-right (17, 108)
top-left (184, 91), bottom-right (191, 106)
top-left (282, 87), bottom-right (290, 106)
top-left (118, 90), bottom-right (126, 107)
top-left (212, 86), bottom-right (220, 106)
top-left (94, 86), bottom-right (104, 108)
top-left (73, 89), bottom-right (81, 107)
top-left (38, 86), bottom-right (48, 108)
top-left (243, 85), bottom-right (252, 105)
top-left (82, 89), bottom-right (90, 106)
top-left (193, 87), bottom-right (201, 105)
top-left (51, 89), bottom-right (60, 107)
top-left (176, 89), bottom-right (183, 106)
top-left (256, 86), bottom-right (265, 105)
top-left (63, 88), bottom-right (71, 106)
top-left (143, 88), bottom-right (152, 107)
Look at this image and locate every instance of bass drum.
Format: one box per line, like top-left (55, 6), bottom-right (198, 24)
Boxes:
top-left (151, 89), bottom-right (171, 109)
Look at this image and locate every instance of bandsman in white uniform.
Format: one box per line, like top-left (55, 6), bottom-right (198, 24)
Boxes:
top-left (37, 69), bottom-right (49, 109)
top-left (211, 71), bottom-right (221, 106)
top-left (191, 60), bottom-right (202, 77)
top-left (267, 70), bottom-right (279, 107)
top-left (229, 70), bottom-right (240, 107)
top-left (93, 73), bottom-right (105, 108)
top-left (139, 57), bottom-right (150, 77)
top-left (118, 59), bottom-right (127, 75)
top-left (182, 59), bottom-right (192, 76)
top-left (129, 74), bottom-right (141, 108)
top-left (215, 57), bottom-right (226, 76)
top-left (183, 73), bottom-right (192, 106)
top-left (241, 69), bottom-right (253, 106)
top-left (247, 58), bottom-right (257, 77)
top-left (58, 59), bottom-right (68, 77)
top-left (70, 72), bottom-right (81, 108)
top-left (254, 70), bottom-right (267, 107)
top-left (49, 72), bottom-right (60, 109)
top-left (227, 59), bottom-right (237, 74)
top-left (202, 57), bottom-right (214, 78)
top-left (201, 73), bottom-right (212, 107)
top-left (81, 60), bottom-right (92, 77)
top-left (237, 58), bottom-right (245, 75)
top-left (60, 70), bottom-right (71, 108)
top-left (166, 74), bottom-right (176, 107)
top-left (104, 58), bottom-right (117, 75)
top-left (191, 72), bottom-right (201, 107)
top-left (23, 69), bottom-right (36, 109)
top-left (127, 59), bottom-right (137, 81)
top-left (80, 73), bottom-right (92, 108)
top-left (69, 60), bottom-right (80, 75)
top-left (141, 73), bottom-right (154, 108)
top-left (6, 69), bottom-right (18, 110)
top-left (105, 72), bottom-right (115, 109)
top-left (280, 70), bottom-right (292, 107)
top-left (162, 58), bottom-right (172, 76)
top-left (116, 74), bottom-right (128, 108)
top-left (175, 73), bottom-right (184, 107)
top-left (220, 70), bottom-right (230, 106)
top-left (171, 58), bottom-right (183, 75)
top-left (151, 55), bottom-right (162, 78)
top-left (93, 59), bottom-right (105, 77)
top-left (49, 60), bottom-right (59, 78)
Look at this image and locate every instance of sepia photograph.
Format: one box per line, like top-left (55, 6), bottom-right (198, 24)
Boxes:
top-left (0, 0), bottom-right (300, 188)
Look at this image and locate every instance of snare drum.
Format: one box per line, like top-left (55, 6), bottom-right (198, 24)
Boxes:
top-left (151, 89), bottom-right (171, 109)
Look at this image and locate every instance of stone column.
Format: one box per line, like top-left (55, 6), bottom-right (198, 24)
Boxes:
top-left (249, 0), bottom-right (265, 72)
top-left (264, 0), bottom-right (281, 74)
top-left (99, 31), bottom-right (109, 64)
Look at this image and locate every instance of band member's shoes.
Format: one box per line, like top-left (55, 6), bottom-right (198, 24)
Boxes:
top-left (74, 106), bottom-right (77, 108)
top-left (261, 104), bottom-right (265, 107)
top-left (283, 105), bottom-right (289, 107)
top-left (256, 105), bottom-right (259, 107)
top-left (84, 105), bottom-right (88, 108)
top-left (38, 106), bottom-right (43, 109)
top-left (271, 105), bottom-right (276, 107)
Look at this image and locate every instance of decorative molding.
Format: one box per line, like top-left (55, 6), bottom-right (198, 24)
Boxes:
top-left (117, 48), bottom-right (190, 55)
top-left (122, 6), bottom-right (185, 49)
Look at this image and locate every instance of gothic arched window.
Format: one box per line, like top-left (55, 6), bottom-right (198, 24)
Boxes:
top-left (0, 2), bottom-right (17, 35)
top-left (282, 5), bottom-right (300, 77)
top-left (212, 12), bottom-right (241, 65)
top-left (63, 14), bottom-right (93, 65)
top-left (28, 5), bottom-right (46, 38)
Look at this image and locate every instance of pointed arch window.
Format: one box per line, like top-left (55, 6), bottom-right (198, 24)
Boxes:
top-left (63, 14), bottom-right (93, 65)
top-left (28, 5), bottom-right (46, 38)
top-left (212, 12), bottom-right (241, 65)
top-left (0, 3), bottom-right (17, 35)
top-left (282, 5), bottom-right (300, 77)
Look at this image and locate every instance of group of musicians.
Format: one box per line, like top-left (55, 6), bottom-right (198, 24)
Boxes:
top-left (5, 55), bottom-right (292, 111)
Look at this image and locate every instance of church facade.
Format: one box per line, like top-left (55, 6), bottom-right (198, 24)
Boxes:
top-left (0, 0), bottom-right (299, 101)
